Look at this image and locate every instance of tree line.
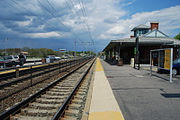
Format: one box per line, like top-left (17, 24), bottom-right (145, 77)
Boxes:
top-left (174, 33), bottom-right (180, 40)
top-left (0, 47), bottom-right (96, 58)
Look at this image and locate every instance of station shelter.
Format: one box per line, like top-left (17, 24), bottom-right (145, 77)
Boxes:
top-left (103, 22), bottom-right (180, 64)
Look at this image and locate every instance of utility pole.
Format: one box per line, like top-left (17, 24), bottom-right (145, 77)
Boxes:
top-left (74, 40), bottom-right (77, 60)
top-left (4, 37), bottom-right (8, 56)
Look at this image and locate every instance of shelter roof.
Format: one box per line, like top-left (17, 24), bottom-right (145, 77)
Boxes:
top-left (103, 37), bottom-right (180, 51)
top-left (142, 28), bottom-right (169, 37)
top-left (131, 24), bottom-right (150, 31)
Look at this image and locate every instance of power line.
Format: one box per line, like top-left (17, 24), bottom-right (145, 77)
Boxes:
top-left (42, 0), bottom-right (86, 44)
top-left (42, 0), bottom-right (95, 52)
top-left (65, 0), bottom-right (91, 42)
top-left (78, 0), bottom-right (96, 53)
top-left (46, 0), bottom-right (57, 13)
top-left (5, 0), bottom-right (94, 52)
top-left (77, 0), bottom-right (94, 45)
top-left (39, 0), bottom-right (88, 52)
top-left (9, 0), bottom-right (63, 34)
top-left (65, 0), bottom-right (94, 53)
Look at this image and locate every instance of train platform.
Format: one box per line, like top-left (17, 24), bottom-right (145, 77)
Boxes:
top-left (88, 58), bottom-right (125, 120)
top-left (95, 58), bottom-right (180, 120)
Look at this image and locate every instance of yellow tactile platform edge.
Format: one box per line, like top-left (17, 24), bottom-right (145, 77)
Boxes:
top-left (95, 58), bottom-right (104, 71)
top-left (88, 58), bottom-right (125, 120)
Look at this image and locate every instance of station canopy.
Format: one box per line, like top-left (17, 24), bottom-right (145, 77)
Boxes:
top-left (103, 29), bottom-right (180, 51)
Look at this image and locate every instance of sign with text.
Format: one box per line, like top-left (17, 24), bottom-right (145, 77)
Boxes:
top-left (150, 48), bottom-right (173, 83)
top-left (59, 49), bottom-right (66, 52)
top-left (164, 49), bottom-right (171, 70)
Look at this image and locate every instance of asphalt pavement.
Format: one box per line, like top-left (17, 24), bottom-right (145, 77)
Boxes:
top-left (100, 59), bottom-right (180, 120)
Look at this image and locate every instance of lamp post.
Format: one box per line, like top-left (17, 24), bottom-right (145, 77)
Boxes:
top-left (135, 36), bottom-right (140, 70)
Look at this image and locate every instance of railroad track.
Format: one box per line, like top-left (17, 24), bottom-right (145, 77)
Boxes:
top-left (0, 58), bottom-right (95, 120)
top-left (0, 57), bottom-right (91, 113)
top-left (0, 59), bottom-right (73, 89)
top-left (0, 59), bottom-right (74, 81)
top-left (60, 59), bottom-right (94, 120)
top-left (0, 60), bottom-right (75, 101)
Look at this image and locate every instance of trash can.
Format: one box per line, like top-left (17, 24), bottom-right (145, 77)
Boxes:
top-left (118, 58), bottom-right (123, 66)
top-left (42, 58), bottom-right (46, 64)
top-left (130, 58), bottom-right (134, 67)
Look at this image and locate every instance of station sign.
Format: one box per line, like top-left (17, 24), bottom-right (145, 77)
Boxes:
top-left (59, 49), bottom-right (66, 52)
top-left (150, 48), bottom-right (173, 83)
top-left (164, 49), bottom-right (171, 70)
top-left (134, 47), bottom-right (136, 54)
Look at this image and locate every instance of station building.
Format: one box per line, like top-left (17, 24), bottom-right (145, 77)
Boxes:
top-left (103, 22), bottom-right (180, 64)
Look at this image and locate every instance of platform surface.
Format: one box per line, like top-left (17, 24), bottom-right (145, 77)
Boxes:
top-left (100, 59), bottom-right (180, 120)
top-left (88, 58), bottom-right (125, 120)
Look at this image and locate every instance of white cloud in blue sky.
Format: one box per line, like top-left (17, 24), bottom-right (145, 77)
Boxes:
top-left (0, 0), bottom-right (180, 52)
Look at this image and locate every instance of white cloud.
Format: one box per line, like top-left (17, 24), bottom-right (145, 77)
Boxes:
top-left (26, 32), bottom-right (62, 38)
top-left (60, 1), bottom-right (180, 44)
top-left (101, 5), bottom-right (180, 39)
top-left (74, 4), bottom-right (82, 10)
top-left (16, 16), bottom-right (33, 27)
top-left (1, 0), bottom-right (180, 51)
top-left (120, 0), bottom-right (136, 7)
top-left (107, 26), bottom-right (126, 35)
top-left (62, 0), bottom-right (126, 34)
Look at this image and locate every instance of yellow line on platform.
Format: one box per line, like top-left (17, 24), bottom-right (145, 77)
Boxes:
top-left (89, 58), bottom-right (125, 120)
top-left (95, 58), bottom-right (104, 71)
top-left (0, 70), bottom-right (16, 75)
top-left (89, 111), bottom-right (124, 120)
top-left (0, 63), bottom-right (48, 75)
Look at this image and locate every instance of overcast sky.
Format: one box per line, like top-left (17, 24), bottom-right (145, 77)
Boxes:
top-left (0, 0), bottom-right (180, 52)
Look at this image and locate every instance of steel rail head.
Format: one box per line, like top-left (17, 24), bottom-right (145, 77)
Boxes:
top-left (0, 60), bottom-right (69, 76)
top-left (52, 58), bottom-right (95, 120)
top-left (0, 57), bottom-right (93, 120)
top-left (0, 59), bottom-right (80, 81)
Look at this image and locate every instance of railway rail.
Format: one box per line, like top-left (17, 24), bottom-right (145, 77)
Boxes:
top-left (0, 59), bottom-right (74, 88)
top-left (0, 57), bottom-right (92, 113)
top-left (0, 57), bottom-right (95, 120)
top-left (58, 58), bottom-right (95, 120)
top-left (0, 59), bottom-right (41, 72)
top-left (0, 58), bottom-right (79, 80)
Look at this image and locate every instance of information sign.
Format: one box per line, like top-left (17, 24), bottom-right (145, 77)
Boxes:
top-left (164, 49), bottom-right (171, 70)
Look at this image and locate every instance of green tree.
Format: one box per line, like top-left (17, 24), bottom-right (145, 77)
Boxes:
top-left (22, 46), bottom-right (30, 52)
top-left (174, 33), bottom-right (180, 40)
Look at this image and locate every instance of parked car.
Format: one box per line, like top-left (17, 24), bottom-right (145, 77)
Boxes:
top-left (13, 55), bottom-right (19, 61)
top-left (157, 58), bottom-right (180, 75)
top-left (0, 56), bottom-right (15, 68)
top-left (62, 55), bottom-right (68, 59)
top-left (3, 55), bottom-right (18, 66)
top-left (172, 58), bottom-right (180, 75)
top-left (55, 56), bottom-right (61, 60)
top-left (46, 56), bottom-right (55, 63)
top-left (0, 57), bottom-right (6, 68)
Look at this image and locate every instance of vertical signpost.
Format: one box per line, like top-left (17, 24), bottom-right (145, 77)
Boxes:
top-left (134, 37), bottom-right (140, 70)
top-left (150, 51), bottom-right (152, 76)
top-left (170, 48), bottom-right (173, 83)
top-left (150, 48), bottom-right (173, 83)
top-left (134, 47), bottom-right (136, 69)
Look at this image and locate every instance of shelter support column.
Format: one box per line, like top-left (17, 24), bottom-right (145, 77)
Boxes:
top-left (105, 51), bottom-right (108, 60)
top-left (117, 44), bottom-right (123, 66)
top-left (178, 48), bottom-right (180, 58)
top-left (114, 47), bottom-right (116, 57)
top-left (113, 47), bottom-right (117, 64)
top-left (110, 49), bottom-right (112, 62)
top-left (118, 45), bottom-right (121, 60)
